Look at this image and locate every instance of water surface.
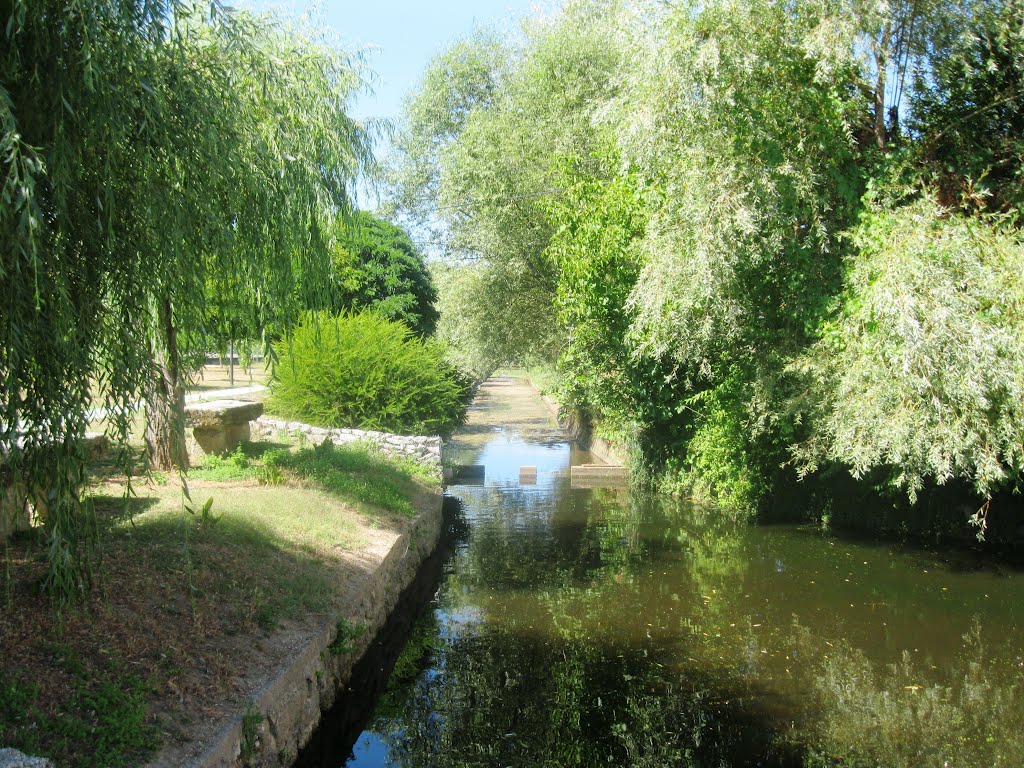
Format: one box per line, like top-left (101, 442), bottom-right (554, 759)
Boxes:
top-left (338, 377), bottom-right (1024, 767)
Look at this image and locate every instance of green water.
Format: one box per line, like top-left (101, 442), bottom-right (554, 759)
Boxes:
top-left (342, 377), bottom-right (1024, 767)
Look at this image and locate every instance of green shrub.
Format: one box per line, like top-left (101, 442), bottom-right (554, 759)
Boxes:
top-left (270, 311), bottom-right (471, 435)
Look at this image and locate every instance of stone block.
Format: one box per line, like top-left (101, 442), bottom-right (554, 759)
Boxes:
top-left (1, 483), bottom-right (31, 540)
top-left (84, 432), bottom-right (109, 460)
top-left (570, 463), bottom-right (627, 489)
top-left (185, 400), bottom-right (262, 455)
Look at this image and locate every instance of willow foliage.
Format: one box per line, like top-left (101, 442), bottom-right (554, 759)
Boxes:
top-left (619, 0), bottom-right (862, 378)
top-left (790, 197), bottom-right (1024, 499)
top-left (1, 0), bottom-right (370, 602)
top-left (395, 0), bottom-right (1024, 526)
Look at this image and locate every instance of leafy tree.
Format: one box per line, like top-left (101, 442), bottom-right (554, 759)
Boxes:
top-left (388, 31), bottom-right (509, 232)
top-left (789, 195), bottom-right (1024, 502)
top-left (910, 0), bottom-right (1024, 212)
top-left (542, 154), bottom-right (649, 444)
top-left (322, 211), bottom-right (438, 336)
top-left (1, 1), bottom-right (370, 602)
top-left (429, 260), bottom-right (511, 379)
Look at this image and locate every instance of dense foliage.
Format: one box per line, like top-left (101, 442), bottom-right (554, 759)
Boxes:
top-left (318, 211), bottom-right (439, 336)
top-left (1, 0), bottom-right (370, 601)
top-left (269, 312), bottom-right (470, 436)
top-left (392, 0), bottom-right (1024, 533)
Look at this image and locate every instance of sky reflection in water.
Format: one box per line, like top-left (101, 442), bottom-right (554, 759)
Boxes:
top-left (343, 378), bottom-right (1024, 768)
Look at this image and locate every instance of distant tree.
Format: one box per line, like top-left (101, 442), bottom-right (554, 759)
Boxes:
top-left (389, 8), bottom-right (624, 370)
top-left (324, 211), bottom-right (439, 336)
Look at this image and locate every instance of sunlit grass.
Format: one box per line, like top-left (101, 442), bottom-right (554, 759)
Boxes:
top-left (263, 440), bottom-right (435, 519)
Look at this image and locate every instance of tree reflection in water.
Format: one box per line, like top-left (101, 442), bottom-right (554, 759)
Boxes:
top-left (347, 467), bottom-right (1024, 767)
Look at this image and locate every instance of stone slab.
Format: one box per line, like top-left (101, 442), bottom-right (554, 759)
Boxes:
top-left (0, 748), bottom-right (53, 768)
top-left (570, 463), bottom-right (627, 489)
top-left (185, 400), bottom-right (264, 429)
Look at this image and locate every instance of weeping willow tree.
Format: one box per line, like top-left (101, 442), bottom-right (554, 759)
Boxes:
top-left (0, 0), bottom-right (372, 602)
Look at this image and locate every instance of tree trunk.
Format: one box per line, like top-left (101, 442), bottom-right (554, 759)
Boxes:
top-left (145, 297), bottom-right (189, 471)
top-left (873, 22), bottom-right (891, 150)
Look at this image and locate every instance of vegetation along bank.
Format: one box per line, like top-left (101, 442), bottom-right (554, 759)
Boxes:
top-left (402, 0), bottom-right (1024, 544)
top-left (1, 2), bottom-right (473, 763)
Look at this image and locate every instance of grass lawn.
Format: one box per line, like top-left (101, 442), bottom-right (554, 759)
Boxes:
top-left (187, 362), bottom-right (270, 394)
top-left (0, 436), bottom-right (435, 768)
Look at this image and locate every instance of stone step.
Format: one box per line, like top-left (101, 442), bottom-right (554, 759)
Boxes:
top-left (443, 464), bottom-right (485, 486)
top-left (570, 463), bottom-right (627, 489)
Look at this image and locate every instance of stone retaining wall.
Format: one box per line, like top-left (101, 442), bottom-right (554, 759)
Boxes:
top-left (252, 418), bottom-right (442, 467)
top-left (147, 488), bottom-right (445, 768)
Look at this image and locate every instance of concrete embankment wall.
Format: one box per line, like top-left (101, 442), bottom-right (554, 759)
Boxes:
top-left (147, 487), bottom-right (445, 768)
top-left (529, 383), bottom-right (625, 467)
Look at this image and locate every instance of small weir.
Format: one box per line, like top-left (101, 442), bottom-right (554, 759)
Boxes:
top-left (298, 375), bottom-right (1024, 767)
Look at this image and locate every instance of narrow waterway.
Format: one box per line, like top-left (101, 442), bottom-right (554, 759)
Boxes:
top-left (325, 376), bottom-right (1024, 767)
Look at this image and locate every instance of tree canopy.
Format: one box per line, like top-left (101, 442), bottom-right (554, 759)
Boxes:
top-left (322, 211), bottom-right (439, 337)
top-left (1, 0), bottom-right (371, 601)
top-left (391, 0), bottom-right (1024, 531)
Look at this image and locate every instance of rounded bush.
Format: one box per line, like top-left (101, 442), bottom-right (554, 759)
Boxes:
top-left (269, 312), bottom-right (471, 435)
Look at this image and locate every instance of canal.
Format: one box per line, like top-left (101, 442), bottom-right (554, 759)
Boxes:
top-left (312, 375), bottom-right (1024, 767)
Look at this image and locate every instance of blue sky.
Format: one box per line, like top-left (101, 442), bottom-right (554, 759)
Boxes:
top-left (240, 1), bottom-right (550, 123)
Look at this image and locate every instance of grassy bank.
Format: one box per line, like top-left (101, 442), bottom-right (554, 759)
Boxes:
top-left (1, 436), bottom-right (435, 767)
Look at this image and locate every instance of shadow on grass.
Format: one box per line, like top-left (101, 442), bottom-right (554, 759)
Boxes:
top-left (0, 655), bottom-right (157, 768)
top-left (106, 505), bottom-right (348, 630)
top-left (91, 494), bottom-right (160, 529)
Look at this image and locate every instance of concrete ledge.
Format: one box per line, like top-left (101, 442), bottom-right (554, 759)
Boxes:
top-left (528, 382), bottom-right (627, 467)
top-left (571, 464), bottom-right (628, 488)
top-left (145, 488), bottom-right (444, 768)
